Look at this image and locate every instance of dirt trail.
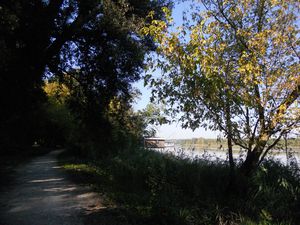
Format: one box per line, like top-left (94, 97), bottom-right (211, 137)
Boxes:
top-left (0, 150), bottom-right (105, 225)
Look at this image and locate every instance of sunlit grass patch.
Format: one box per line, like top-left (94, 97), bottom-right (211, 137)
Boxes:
top-left (63, 163), bottom-right (106, 176)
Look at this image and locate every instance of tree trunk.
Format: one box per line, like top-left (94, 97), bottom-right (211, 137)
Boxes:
top-left (227, 134), bottom-right (235, 174)
top-left (226, 133), bottom-right (237, 193)
top-left (224, 91), bottom-right (235, 173)
top-left (239, 146), bottom-right (263, 176)
top-left (284, 134), bottom-right (289, 166)
top-left (224, 90), bottom-right (235, 191)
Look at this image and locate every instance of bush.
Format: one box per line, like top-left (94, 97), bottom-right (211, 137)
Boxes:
top-left (61, 148), bottom-right (300, 225)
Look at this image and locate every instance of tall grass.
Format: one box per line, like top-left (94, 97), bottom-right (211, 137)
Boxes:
top-left (60, 148), bottom-right (300, 225)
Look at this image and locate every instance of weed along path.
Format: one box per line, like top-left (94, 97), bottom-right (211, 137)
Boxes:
top-left (0, 150), bottom-right (105, 225)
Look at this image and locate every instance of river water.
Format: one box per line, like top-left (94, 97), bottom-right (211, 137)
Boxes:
top-left (153, 145), bottom-right (300, 166)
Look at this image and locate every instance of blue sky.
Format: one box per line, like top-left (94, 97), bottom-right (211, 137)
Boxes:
top-left (133, 1), bottom-right (219, 139)
top-left (132, 1), bottom-right (300, 139)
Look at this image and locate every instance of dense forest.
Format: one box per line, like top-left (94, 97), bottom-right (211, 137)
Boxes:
top-left (0, 0), bottom-right (171, 155)
top-left (0, 0), bottom-right (300, 224)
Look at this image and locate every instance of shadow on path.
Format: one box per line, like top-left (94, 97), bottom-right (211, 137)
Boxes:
top-left (0, 150), bottom-right (106, 225)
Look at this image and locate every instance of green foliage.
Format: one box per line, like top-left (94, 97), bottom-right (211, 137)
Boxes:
top-left (61, 148), bottom-right (300, 225)
top-left (143, 0), bottom-right (300, 175)
top-left (0, 0), bottom-right (171, 153)
top-left (41, 80), bottom-right (149, 154)
top-left (65, 95), bottom-right (148, 157)
top-left (248, 160), bottom-right (300, 221)
top-left (137, 103), bottom-right (169, 137)
top-left (38, 81), bottom-right (75, 147)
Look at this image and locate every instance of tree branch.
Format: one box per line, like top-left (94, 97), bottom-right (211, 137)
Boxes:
top-left (258, 131), bottom-right (285, 165)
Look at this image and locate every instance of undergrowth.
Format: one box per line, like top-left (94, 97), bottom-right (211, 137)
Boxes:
top-left (59, 148), bottom-right (300, 225)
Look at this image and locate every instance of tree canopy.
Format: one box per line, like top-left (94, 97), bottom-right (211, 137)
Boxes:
top-left (0, 0), bottom-right (171, 150)
top-left (143, 0), bottom-right (300, 175)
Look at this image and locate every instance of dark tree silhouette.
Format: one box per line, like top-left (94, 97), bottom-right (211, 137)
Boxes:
top-left (0, 0), bottom-right (171, 150)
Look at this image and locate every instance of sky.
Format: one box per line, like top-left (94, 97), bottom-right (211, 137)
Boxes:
top-left (132, 2), bottom-right (220, 140)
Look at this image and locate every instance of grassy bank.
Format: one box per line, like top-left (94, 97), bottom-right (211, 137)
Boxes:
top-left (59, 148), bottom-right (300, 225)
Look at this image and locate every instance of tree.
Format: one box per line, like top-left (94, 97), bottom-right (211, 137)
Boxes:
top-left (41, 81), bottom-right (74, 146)
top-left (138, 103), bottom-right (169, 137)
top-left (0, 0), bottom-right (171, 149)
top-left (143, 0), bottom-right (300, 176)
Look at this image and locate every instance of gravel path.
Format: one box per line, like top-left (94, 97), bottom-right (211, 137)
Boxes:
top-left (0, 150), bottom-right (105, 225)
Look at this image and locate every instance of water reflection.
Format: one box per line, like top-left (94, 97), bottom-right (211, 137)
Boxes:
top-left (153, 145), bottom-right (300, 165)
